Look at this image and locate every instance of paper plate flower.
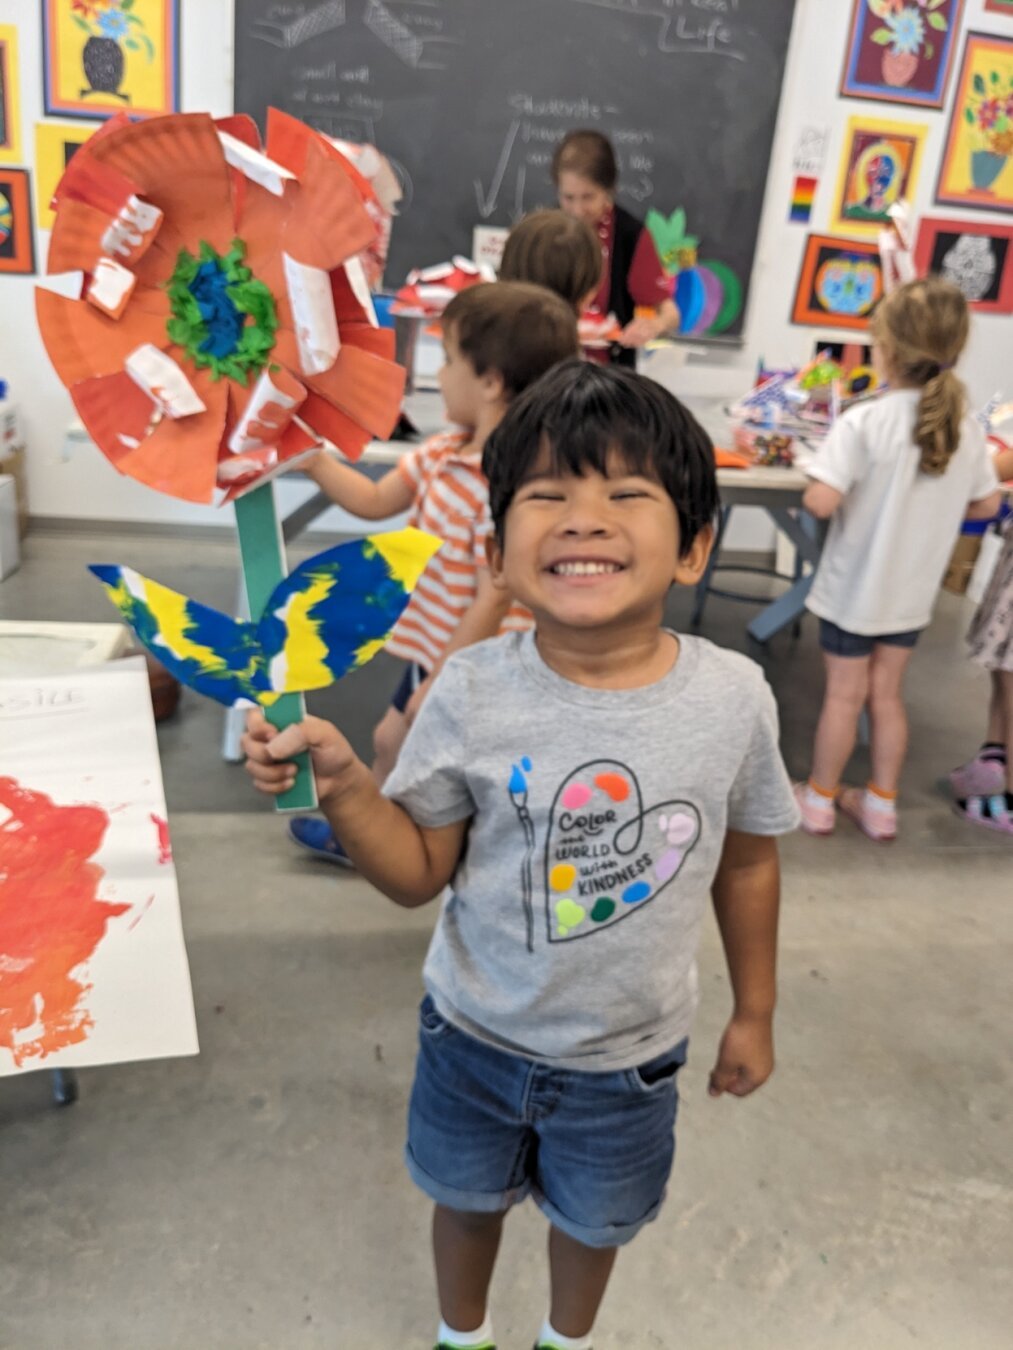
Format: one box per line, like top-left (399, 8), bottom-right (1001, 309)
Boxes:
top-left (36, 109), bottom-right (406, 504)
top-left (393, 256), bottom-right (494, 316)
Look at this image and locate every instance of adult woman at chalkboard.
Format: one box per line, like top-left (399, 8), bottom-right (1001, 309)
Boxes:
top-left (553, 129), bottom-right (678, 367)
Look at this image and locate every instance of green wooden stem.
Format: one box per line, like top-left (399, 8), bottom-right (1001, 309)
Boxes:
top-left (233, 483), bottom-right (318, 812)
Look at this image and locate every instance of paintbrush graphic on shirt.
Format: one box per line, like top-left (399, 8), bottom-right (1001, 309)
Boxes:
top-left (90, 529), bottom-right (441, 708)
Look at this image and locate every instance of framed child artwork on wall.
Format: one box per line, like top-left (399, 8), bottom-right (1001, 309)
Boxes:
top-left (832, 115), bottom-right (927, 234)
top-left (936, 32), bottom-right (1013, 211)
top-left (0, 25), bottom-right (22, 164)
top-left (914, 216), bottom-right (1013, 313)
top-left (840, 0), bottom-right (965, 108)
top-left (42, 0), bottom-right (180, 120)
top-left (792, 234), bottom-right (884, 331)
top-left (0, 167), bottom-right (36, 275)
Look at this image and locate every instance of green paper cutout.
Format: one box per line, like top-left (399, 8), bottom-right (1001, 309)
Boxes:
top-left (166, 238), bottom-right (278, 384)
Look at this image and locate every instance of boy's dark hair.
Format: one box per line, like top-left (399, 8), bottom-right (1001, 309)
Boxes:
top-left (499, 210), bottom-right (603, 314)
top-left (442, 281), bottom-right (579, 398)
top-left (483, 360), bottom-right (719, 557)
top-left (551, 130), bottom-right (618, 192)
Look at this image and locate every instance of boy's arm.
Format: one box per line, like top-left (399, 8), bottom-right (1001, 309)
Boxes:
top-left (708, 829), bottom-right (781, 1099)
top-left (303, 451), bottom-right (416, 520)
top-left (243, 711), bottom-right (467, 907)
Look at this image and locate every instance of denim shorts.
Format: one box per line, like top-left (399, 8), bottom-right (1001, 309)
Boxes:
top-left (819, 619), bottom-right (922, 658)
top-left (405, 995), bottom-right (688, 1249)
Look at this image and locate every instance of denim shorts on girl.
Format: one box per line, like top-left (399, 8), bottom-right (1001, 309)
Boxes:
top-left (405, 994), bottom-right (688, 1248)
top-left (819, 619), bottom-right (922, 658)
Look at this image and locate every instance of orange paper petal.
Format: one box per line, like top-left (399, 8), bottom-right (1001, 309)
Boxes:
top-left (57, 149), bottom-right (137, 219)
top-left (83, 114), bottom-right (236, 257)
top-left (48, 198), bottom-right (112, 275)
top-left (283, 140), bottom-right (376, 272)
top-left (71, 371), bottom-right (158, 469)
top-left (214, 114), bottom-right (262, 151)
top-left (305, 345), bottom-right (405, 440)
top-left (117, 369), bottom-right (228, 504)
top-left (341, 322), bottom-right (396, 361)
top-left (330, 266), bottom-right (373, 326)
top-left (300, 393), bottom-right (373, 463)
top-left (36, 288), bottom-right (172, 387)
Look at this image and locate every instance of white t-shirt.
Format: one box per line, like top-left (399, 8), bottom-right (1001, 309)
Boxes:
top-left (805, 390), bottom-right (998, 635)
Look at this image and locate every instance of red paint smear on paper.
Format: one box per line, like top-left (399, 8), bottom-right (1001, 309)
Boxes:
top-left (128, 895), bottom-right (155, 932)
top-left (0, 777), bottom-right (130, 1068)
top-left (151, 813), bottom-right (172, 865)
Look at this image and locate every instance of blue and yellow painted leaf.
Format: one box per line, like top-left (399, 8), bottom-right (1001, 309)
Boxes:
top-left (90, 528), bottom-right (441, 708)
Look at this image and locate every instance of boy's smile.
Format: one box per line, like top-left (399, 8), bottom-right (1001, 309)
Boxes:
top-left (490, 450), bottom-right (711, 635)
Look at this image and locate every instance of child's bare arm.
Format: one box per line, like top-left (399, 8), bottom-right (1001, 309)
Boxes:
top-left (242, 710), bottom-right (467, 907)
top-left (303, 452), bottom-right (415, 520)
top-left (708, 829), bottom-right (780, 1099)
top-left (802, 479), bottom-right (844, 519)
top-left (407, 572), bottom-right (512, 721)
top-left (966, 490), bottom-right (1002, 521)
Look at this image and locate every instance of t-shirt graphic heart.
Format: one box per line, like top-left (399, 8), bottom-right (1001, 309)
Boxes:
top-left (509, 757), bottom-right (701, 947)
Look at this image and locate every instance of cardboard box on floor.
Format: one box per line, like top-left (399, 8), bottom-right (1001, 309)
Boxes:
top-left (942, 532), bottom-right (981, 596)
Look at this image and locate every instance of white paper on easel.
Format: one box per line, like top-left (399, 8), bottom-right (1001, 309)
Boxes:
top-left (0, 664), bottom-right (198, 1076)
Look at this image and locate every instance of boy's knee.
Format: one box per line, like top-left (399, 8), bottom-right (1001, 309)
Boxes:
top-left (436, 1204), bottom-right (507, 1233)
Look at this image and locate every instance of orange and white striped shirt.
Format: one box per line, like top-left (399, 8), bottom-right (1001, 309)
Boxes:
top-left (386, 431), bottom-right (532, 670)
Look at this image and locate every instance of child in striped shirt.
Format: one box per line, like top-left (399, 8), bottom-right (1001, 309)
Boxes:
top-left (288, 280), bottom-right (579, 863)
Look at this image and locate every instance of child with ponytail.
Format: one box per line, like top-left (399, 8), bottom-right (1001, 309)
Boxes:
top-left (795, 278), bottom-right (1002, 841)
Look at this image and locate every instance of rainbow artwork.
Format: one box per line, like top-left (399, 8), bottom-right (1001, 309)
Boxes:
top-left (789, 175), bottom-right (818, 224)
top-left (90, 528), bottom-right (441, 707)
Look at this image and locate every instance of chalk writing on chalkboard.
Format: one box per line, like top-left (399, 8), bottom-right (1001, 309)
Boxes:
top-left (569, 0), bottom-right (747, 61)
top-left (234, 0), bottom-right (797, 341)
top-left (251, 0), bottom-right (348, 49)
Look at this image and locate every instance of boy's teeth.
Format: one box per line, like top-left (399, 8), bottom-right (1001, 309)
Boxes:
top-left (552, 561), bottom-right (620, 576)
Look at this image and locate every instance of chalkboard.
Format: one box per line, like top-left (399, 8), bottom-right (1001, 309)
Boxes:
top-left (234, 0), bottom-right (797, 341)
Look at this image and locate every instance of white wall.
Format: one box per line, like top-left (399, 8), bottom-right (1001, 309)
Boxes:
top-left (1, 0), bottom-right (1010, 535)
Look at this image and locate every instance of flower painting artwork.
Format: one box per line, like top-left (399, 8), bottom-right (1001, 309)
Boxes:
top-left (832, 116), bottom-right (927, 235)
top-left (914, 216), bottom-right (1013, 313)
top-left (791, 234), bottom-right (885, 332)
top-left (936, 33), bottom-right (1013, 212)
top-left (840, 0), bottom-right (965, 108)
top-left (43, 0), bottom-right (179, 120)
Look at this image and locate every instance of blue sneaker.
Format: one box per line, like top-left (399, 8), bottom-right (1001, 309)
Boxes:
top-left (286, 816), bottom-right (356, 867)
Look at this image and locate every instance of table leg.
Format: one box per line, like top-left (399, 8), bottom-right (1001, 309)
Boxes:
top-left (51, 1068), bottom-right (78, 1106)
top-left (691, 506), bottom-right (732, 627)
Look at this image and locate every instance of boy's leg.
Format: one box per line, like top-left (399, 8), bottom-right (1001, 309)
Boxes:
top-left (810, 651), bottom-right (871, 790)
top-left (433, 1204), bottom-right (507, 1334)
top-left (866, 642), bottom-right (916, 793)
top-left (546, 1226), bottom-right (618, 1339)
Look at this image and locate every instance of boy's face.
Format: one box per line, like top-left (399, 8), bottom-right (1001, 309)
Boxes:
top-left (489, 446), bottom-right (712, 634)
top-left (439, 326), bottom-right (494, 430)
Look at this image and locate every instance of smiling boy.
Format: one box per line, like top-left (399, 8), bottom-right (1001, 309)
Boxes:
top-left (243, 361), bottom-right (799, 1350)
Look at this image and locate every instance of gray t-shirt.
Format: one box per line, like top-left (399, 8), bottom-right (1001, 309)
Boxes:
top-left (384, 630), bottom-right (799, 1071)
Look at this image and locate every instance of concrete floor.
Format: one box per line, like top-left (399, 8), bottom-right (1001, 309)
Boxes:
top-left (1, 528), bottom-right (1011, 1350)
